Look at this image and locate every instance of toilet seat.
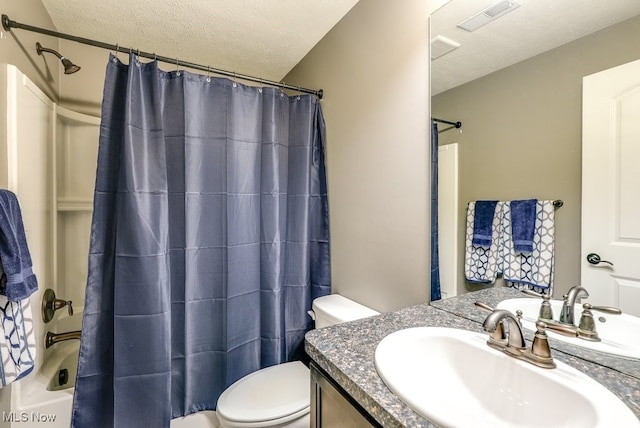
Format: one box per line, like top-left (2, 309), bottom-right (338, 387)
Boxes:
top-left (217, 361), bottom-right (310, 427)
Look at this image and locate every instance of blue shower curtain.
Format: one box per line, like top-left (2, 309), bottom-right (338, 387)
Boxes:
top-left (72, 54), bottom-right (331, 428)
top-left (430, 121), bottom-right (441, 302)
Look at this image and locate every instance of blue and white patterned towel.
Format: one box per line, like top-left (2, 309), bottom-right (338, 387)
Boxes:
top-left (0, 188), bottom-right (38, 386)
top-left (464, 201), bottom-right (505, 284)
top-left (0, 291), bottom-right (36, 387)
top-left (502, 200), bottom-right (555, 295)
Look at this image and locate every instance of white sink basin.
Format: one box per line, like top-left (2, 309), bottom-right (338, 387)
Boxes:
top-left (375, 327), bottom-right (639, 427)
top-left (496, 298), bottom-right (640, 359)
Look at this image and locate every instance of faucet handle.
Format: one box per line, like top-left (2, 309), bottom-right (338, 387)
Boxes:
top-left (577, 303), bottom-right (620, 342)
top-left (42, 288), bottom-right (74, 323)
top-left (558, 294), bottom-right (571, 323)
top-left (542, 320), bottom-right (578, 337)
top-left (583, 303), bottom-right (621, 315)
top-left (529, 321), bottom-right (557, 369)
top-left (474, 301), bottom-right (494, 312)
top-left (65, 300), bottom-right (74, 316)
top-left (521, 289), bottom-right (544, 298)
top-left (520, 289), bottom-right (554, 321)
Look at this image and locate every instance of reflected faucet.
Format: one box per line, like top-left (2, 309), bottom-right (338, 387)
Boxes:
top-left (559, 286), bottom-right (589, 325)
top-left (45, 330), bottom-right (81, 349)
top-left (520, 287), bottom-right (622, 342)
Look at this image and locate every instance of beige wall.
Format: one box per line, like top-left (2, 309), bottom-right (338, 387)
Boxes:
top-left (58, 40), bottom-right (106, 117)
top-left (285, 0), bottom-right (433, 312)
top-left (432, 14), bottom-right (640, 298)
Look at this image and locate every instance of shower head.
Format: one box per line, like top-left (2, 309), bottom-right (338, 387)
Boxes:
top-left (36, 42), bottom-right (81, 74)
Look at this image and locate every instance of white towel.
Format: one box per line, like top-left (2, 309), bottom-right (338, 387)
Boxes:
top-left (464, 201), bottom-right (504, 284)
top-left (0, 292), bottom-right (36, 387)
top-left (502, 200), bottom-right (555, 295)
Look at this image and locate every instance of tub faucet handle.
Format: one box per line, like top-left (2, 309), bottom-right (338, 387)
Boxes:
top-left (64, 300), bottom-right (74, 316)
top-left (42, 288), bottom-right (73, 323)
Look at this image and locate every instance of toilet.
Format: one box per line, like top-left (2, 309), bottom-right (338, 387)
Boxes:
top-left (216, 294), bottom-right (379, 428)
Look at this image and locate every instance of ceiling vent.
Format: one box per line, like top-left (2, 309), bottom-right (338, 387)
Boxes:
top-left (431, 35), bottom-right (461, 59)
top-left (457, 0), bottom-right (521, 32)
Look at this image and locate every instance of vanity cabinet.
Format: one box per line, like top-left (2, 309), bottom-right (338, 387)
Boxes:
top-left (310, 362), bottom-right (379, 427)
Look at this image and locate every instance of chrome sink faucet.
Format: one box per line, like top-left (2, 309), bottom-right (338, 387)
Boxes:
top-left (559, 285), bottom-right (589, 325)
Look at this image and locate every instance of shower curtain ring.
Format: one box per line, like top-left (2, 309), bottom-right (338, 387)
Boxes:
top-left (297, 86), bottom-right (301, 100)
top-left (206, 66), bottom-right (211, 82)
top-left (280, 81), bottom-right (285, 97)
top-left (176, 58), bottom-right (181, 76)
top-left (233, 72), bottom-right (237, 88)
top-left (258, 78), bottom-right (263, 93)
top-left (113, 43), bottom-right (119, 62)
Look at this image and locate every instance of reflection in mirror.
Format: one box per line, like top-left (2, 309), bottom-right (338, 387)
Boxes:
top-left (430, 0), bottom-right (640, 376)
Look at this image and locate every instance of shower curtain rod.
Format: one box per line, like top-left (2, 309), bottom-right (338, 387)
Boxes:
top-left (1, 14), bottom-right (324, 99)
top-left (432, 117), bottom-right (462, 129)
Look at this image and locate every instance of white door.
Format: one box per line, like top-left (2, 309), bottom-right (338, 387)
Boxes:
top-left (582, 58), bottom-right (640, 316)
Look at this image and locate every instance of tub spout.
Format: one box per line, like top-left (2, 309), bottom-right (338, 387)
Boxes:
top-left (45, 330), bottom-right (81, 349)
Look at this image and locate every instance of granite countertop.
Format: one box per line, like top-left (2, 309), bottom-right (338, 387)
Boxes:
top-left (305, 288), bottom-right (640, 427)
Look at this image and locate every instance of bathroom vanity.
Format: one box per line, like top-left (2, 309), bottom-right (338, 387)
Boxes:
top-left (304, 287), bottom-right (640, 427)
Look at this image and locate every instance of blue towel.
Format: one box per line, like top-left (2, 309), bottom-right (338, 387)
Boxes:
top-left (0, 190), bottom-right (38, 301)
top-left (472, 200), bottom-right (498, 248)
top-left (510, 199), bottom-right (538, 254)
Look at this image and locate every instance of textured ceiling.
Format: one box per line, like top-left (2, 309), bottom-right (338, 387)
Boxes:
top-left (432, 0), bottom-right (640, 95)
top-left (40, 0), bottom-right (360, 82)
top-left (38, 1), bottom-right (640, 94)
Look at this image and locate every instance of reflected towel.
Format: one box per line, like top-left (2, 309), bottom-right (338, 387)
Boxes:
top-left (0, 190), bottom-right (38, 301)
top-left (510, 199), bottom-right (538, 254)
top-left (472, 200), bottom-right (499, 248)
top-left (502, 200), bottom-right (555, 295)
top-left (465, 201), bottom-right (504, 284)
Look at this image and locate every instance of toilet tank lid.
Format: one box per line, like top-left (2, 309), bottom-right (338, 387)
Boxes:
top-left (216, 361), bottom-right (309, 423)
top-left (312, 294), bottom-right (380, 324)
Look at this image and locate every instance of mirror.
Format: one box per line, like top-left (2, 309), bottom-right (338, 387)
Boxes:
top-left (430, 0), bottom-right (640, 377)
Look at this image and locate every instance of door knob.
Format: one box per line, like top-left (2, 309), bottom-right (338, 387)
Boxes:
top-left (586, 253), bottom-right (614, 267)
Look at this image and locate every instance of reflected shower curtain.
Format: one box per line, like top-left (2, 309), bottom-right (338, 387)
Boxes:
top-left (72, 54), bottom-right (331, 428)
top-left (430, 121), bottom-right (441, 301)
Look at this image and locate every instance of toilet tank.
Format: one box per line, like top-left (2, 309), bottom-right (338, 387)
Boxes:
top-left (311, 294), bottom-right (380, 328)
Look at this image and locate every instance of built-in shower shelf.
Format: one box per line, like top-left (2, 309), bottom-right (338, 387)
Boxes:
top-left (57, 198), bottom-right (93, 211)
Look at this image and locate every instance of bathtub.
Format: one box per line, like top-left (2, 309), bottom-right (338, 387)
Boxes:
top-left (5, 316), bottom-right (80, 428)
top-left (5, 310), bottom-right (219, 428)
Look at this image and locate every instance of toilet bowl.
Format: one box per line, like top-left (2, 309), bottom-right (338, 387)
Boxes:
top-left (216, 294), bottom-right (379, 428)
